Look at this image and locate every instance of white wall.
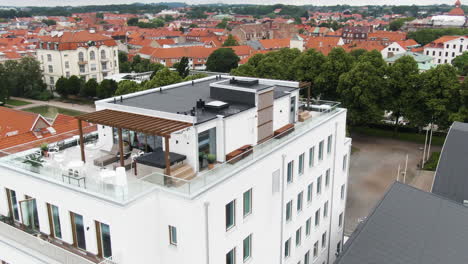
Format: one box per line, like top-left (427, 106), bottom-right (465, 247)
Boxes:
top-left (273, 95), bottom-right (291, 131)
top-left (224, 108), bottom-right (257, 154)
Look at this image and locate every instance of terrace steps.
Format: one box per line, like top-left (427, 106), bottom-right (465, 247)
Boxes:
top-left (172, 164), bottom-right (196, 186)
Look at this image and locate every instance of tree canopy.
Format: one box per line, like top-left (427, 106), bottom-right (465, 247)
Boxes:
top-left (206, 48), bottom-right (240, 73)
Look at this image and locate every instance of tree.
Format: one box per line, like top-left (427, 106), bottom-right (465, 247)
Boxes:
top-left (452, 51), bottom-right (468, 76)
top-left (216, 18), bottom-right (230, 29)
top-left (337, 60), bottom-right (387, 125)
top-left (223, 34), bottom-right (239, 47)
top-left (230, 64), bottom-right (256, 77)
top-left (97, 79), bottom-right (118, 99)
top-left (255, 48), bottom-right (301, 80)
top-left (450, 78), bottom-right (468, 123)
top-left (127, 17), bottom-right (139, 26)
top-left (118, 51), bottom-right (128, 63)
top-left (183, 73), bottom-right (208, 81)
top-left (96, 12), bottom-right (104, 19)
top-left (408, 28), bottom-right (468, 46)
top-left (389, 17), bottom-right (415, 31)
top-left (115, 80), bottom-right (142, 96)
top-left (385, 56), bottom-right (420, 132)
top-left (55, 77), bottom-right (69, 98)
top-left (5, 57), bottom-right (46, 99)
top-left (81, 78), bottom-right (98, 98)
top-left (206, 48), bottom-right (240, 73)
top-left (0, 64), bottom-right (8, 104)
top-left (315, 47), bottom-right (355, 100)
top-left (349, 49), bottom-right (367, 60)
top-left (144, 67), bottom-right (182, 89)
top-left (291, 49), bottom-right (326, 94)
top-left (41, 19), bottom-right (57, 26)
top-left (176, 57), bottom-right (190, 78)
top-left (66, 76), bottom-right (84, 96)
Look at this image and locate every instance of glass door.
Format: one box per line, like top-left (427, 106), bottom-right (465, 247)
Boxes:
top-left (19, 197), bottom-right (40, 231)
top-left (71, 212), bottom-right (86, 250)
top-left (96, 221), bottom-right (112, 258)
top-left (6, 189), bottom-right (20, 222)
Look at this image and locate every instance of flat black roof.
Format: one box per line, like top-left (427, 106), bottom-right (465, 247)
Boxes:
top-left (111, 77), bottom-right (297, 124)
top-left (432, 121), bottom-right (468, 203)
top-left (335, 182), bottom-right (468, 264)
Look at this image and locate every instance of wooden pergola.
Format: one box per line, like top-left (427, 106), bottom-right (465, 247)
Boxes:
top-left (75, 109), bottom-right (192, 175)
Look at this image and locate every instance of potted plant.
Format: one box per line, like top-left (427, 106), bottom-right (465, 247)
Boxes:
top-left (23, 154), bottom-right (44, 173)
top-left (206, 154), bottom-right (216, 169)
top-left (40, 143), bottom-right (49, 157)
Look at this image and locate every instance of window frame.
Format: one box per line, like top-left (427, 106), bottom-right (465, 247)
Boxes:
top-left (169, 225), bottom-right (177, 246)
top-left (243, 234), bottom-right (252, 262)
top-left (226, 200), bottom-right (236, 231)
top-left (287, 160), bottom-right (294, 183)
top-left (298, 153), bottom-right (305, 175)
top-left (243, 189), bottom-right (252, 218)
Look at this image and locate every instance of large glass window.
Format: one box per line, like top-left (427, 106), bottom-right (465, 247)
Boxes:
top-left (90, 51), bottom-right (95, 60)
top-left (286, 200), bottom-right (292, 221)
top-left (6, 189), bottom-right (19, 221)
top-left (307, 183), bottom-right (313, 202)
top-left (318, 141), bottom-right (324, 161)
top-left (226, 248), bottom-right (236, 264)
top-left (101, 50), bottom-right (106, 60)
top-left (78, 52), bottom-right (84, 62)
top-left (305, 250), bottom-right (310, 264)
top-left (309, 146), bottom-right (315, 167)
top-left (306, 218), bottom-right (311, 236)
top-left (48, 204), bottom-right (62, 239)
top-left (325, 169), bottom-right (330, 188)
top-left (295, 227), bottom-right (302, 247)
top-left (298, 153), bottom-right (304, 175)
top-left (287, 161), bottom-right (294, 183)
top-left (284, 238), bottom-right (291, 258)
top-left (327, 135), bottom-right (332, 154)
top-left (226, 200), bottom-right (236, 230)
top-left (315, 209), bottom-right (320, 227)
top-left (169, 225), bottom-right (177, 246)
top-left (71, 212), bottom-right (86, 250)
top-left (243, 189), bottom-right (252, 217)
top-left (99, 222), bottom-right (112, 258)
top-left (317, 176), bottom-right (322, 194)
top-left (297, 192), bottom-right (303, 212)
top-left (198, 127), bottom-right (217, 169)
top-left (20, 196), bottom-right (39, 231)
top-left (243, 234), bottom-right (252, 262)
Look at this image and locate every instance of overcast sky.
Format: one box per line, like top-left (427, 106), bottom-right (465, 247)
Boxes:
top-left (1, 0), bottom-right (461, 7)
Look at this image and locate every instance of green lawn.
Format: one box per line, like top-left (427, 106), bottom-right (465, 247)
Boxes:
top-left (6, 99), bottom-right (32, 106)
top-left (351, 126), bottom-right (447, 146)
top-left (423, 151), bottom-right (440, 171)
top-left (22, 105), bottom-right (84, 118)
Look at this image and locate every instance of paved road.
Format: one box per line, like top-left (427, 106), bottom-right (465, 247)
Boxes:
top-left (345, 133), bottom-right (440, 235)
top-left (9, 97), bottom-right (95, 113)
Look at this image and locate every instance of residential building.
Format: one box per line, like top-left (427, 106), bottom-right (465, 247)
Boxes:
top-left (335, 182), bottom-right (468, 264)
top-left (380, 39), bottom-right (419, 58)
top-left (231, 22), bottom-right (298, 44)
top-left (431, 121), bottom-right (468, 203)
top-left (36, 31), bottom-right (120, 90)
top-left (341, 26), bottom-right (373, 44)
top-left (423, 35), bottom-right (468, 64)
top-left (0, 75), bottom-right (351, 264)
top-left (385, 52), bottom-right (435, 71)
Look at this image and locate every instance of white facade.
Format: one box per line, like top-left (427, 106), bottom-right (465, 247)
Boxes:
top-left (381, 42), bottom-right (407, 59)
top-left (0, 76), bottom-right (350, 264)
top-left (37, 43), bottom-right (119, 90)
top-left (424, 36), bottom-right (468, 64)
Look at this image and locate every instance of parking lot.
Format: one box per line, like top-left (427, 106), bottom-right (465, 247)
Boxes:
top-left (344, 133), bottom-right (440, 234)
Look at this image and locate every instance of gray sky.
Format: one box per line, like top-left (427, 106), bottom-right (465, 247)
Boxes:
top-left (1, 0), bottom-right (461, 7)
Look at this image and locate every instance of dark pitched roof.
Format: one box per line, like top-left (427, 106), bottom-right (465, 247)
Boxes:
top-left (432, 121), bottom-right (468, 203)
top-left (335, 182), bottom-right (468, 264)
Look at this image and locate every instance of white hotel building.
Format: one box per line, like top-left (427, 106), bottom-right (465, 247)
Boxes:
top-left (36, 31), bottom-right (119, 90)
top-left (0, 76), bottom-right (351, 264)
top-left (423, 35), bottom-right (468, 65)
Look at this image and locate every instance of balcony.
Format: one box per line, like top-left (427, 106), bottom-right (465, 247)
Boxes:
top-left (0, 100), bottom-right (342, 201)
top-left (0, 216), bottom-right (115, 264)
top-left (78, 60), bottom-right (88, 65)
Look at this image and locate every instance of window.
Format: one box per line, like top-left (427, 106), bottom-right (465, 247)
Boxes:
top-left (295, 227), bottom-right (302, 247)
top-left (79, 64), bottom-right (85, 73)
top-left (317, 176), bottom-right (322, 195)
top-left (297, 192), bottom-right (303, 212)
top-left (284, 238), bottom-right (291, 258)
top-left (321, 232), bottom-right (327, 248)
top-left (307, 183), bottom-right (313, 202)
top-left (70, 212), bottom-right (86, 250)
top-left (66, 72), bottom-right (70, 77)
top-left (315, 209), bottom-right (320, 227)
top-left (169, 226), bottom-right (177, 245)
top-left (48, 65), bottom-right (53, 73)
top-left (304, 250), bottom-right (310, 264)
top-left (91, 64), bottom-right (97, 71)
top-left (426, 50), bottom-right (429, 55)
top-left (341, 185), bottom-right (346, 200)
top-left (338, 213), bottom-right (343, 228)
top-left (101, 62), bottom-right (107, 70)
top-left (97, 222), bottom-right (112, 258)
top-left (226, 248), bottom-right (236, 264)
top-left (226, 200), bottom-right (236, 230)
top-left (306, 218), bottom-right (311, 236)
top-left (433, 51), bottom-right (435, 56)
top-left (287, 161), bottom-right (294, 183)
top-left (90, 51), bottom-right (95, 60)
top-left (101, 50), bottom-right (106, 60)
top-left (323, 201), bottom-right (328, 218)
top-left (327, 135), bottom-right (332, 154)
top-left (47, 204), bottom-right (62, 239)
top-left (78, 52), bottom-right (84, 62)
top-left (452, 52), bottom-right (455, 57)
top-left (243, 234), bottom-right (252, 262)
top-left (318, 141), bottom-right (324, 161)
top-left (298, 153), bottom-right (304, 175)
top-left (342, 154), bottom-right (348, 171)
top-left (243, 189), bottom-right (252, 217)
top-left (49, 76), bottom-right (54, 85)
top-left (325, 169), bottom-right (330, 187)
top-left (6, 189), bottom-right (20, 221)
top-left (309, 146), bottom-right (315, 167)
top-left (336, 241), bottom-right (342, 254)
top-left (286, 200), bottom-right (293, 221)
top-left (446, 51), bottom-right (449, 57)
top-left (313, 241), bottom-right (319, 257)
top-left (47, 54), bottom-right (52, 61)
top-left (65, 61), bottom-right (69, 68)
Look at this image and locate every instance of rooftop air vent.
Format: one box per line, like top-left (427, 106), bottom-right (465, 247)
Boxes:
top-left (205, 100), bottom-right (229, 111)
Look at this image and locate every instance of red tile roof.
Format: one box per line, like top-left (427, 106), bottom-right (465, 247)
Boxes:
top-left (424, 36), bottom-right (465, 48)
top-left (258, 38), bottom-right (291, 50)
top-left (38, 31), bottom-right (117, 50)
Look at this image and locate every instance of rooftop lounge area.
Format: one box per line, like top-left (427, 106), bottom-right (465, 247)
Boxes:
top-left (0, 98), bottom-right (341, 204)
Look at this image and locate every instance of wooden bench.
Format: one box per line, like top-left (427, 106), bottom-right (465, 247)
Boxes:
top-left (274, 124), bottom-right (295, 139)
top-left (226, 144), bottom-right (253, 164)
top-left (298, 111), bottom-right (311, 122)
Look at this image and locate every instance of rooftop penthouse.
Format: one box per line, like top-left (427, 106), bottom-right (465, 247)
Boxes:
top-left (0, 75), bottom-right (342, 205)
